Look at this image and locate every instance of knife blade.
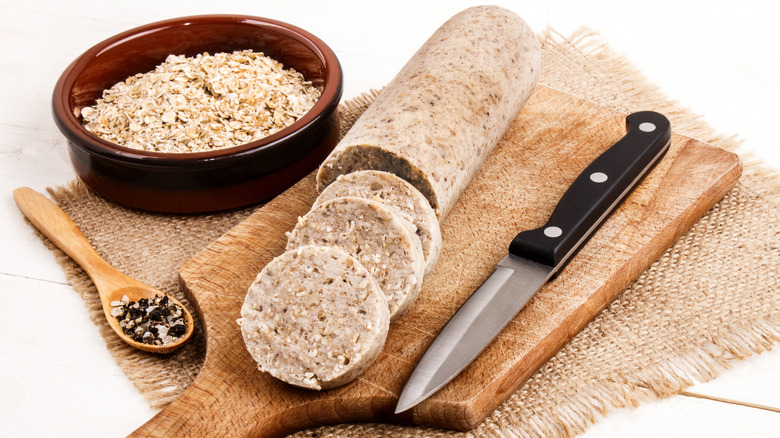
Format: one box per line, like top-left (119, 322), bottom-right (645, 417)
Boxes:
top-left (395, 111), bottom-right (672, 414)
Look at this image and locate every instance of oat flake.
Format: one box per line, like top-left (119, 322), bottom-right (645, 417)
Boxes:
top-left (78, 50), bottom-right (321, 153)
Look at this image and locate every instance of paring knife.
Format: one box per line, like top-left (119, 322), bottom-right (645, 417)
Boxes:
top-left (395, 111), bottom-right (672, 414)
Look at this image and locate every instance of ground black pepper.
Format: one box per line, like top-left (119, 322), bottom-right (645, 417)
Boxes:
top-left (110, 294), bottom-right (187, 345)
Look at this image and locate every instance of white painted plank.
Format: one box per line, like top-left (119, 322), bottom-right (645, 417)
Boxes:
top-left (1, 143), bottom-right (74, 284)
top-left (685, 347), bottom-right (780, 410)
top-left (580, 394), bottom-right (780, 438)
top-left (0, 274), bottom-right (157, 437)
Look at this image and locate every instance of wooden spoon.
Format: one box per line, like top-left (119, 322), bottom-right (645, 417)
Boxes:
top-left (13, 186), bottom-right (194, 354)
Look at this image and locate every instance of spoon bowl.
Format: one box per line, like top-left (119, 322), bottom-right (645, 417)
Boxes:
top-left (13, 187), bottom-right (194, 353)
top-left (90, 268), bottom-right (194, 354)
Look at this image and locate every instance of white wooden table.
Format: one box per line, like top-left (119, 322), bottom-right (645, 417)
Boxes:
top-left (1, 1), bottom-right (778, 436)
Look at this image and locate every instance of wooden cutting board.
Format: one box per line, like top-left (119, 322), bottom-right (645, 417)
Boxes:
top-left (131, 85), bottom-right (741, 437)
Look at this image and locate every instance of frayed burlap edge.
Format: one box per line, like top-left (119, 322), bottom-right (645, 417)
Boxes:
top-left (41, 180), bottom-right (247, 409)
top-left (26, 192), bottom-right (206, 409)
top-left (487, 323), bottom-right (780, 438)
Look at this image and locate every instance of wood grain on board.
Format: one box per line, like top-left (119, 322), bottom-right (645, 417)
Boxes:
top-left (131, 86), bottom-right (742, 437)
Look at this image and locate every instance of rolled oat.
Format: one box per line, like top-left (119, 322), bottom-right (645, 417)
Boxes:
top-left (78, 50), bottom-right (321, 153)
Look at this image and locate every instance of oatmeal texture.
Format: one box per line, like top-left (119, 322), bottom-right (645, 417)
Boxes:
top-left (316, 6), bottom-right (541, 218)
top-left (286, 196), bottom-right (425, 320)
top-left (238, 245), bottom-right (389, 390)
top-left (314, 170), bottom-right (442, 277)
top-left (78, 50), bottom-right (321, 153)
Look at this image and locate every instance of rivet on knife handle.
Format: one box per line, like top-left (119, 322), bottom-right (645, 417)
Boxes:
top-left (509, 111), bottom-right (671, 272)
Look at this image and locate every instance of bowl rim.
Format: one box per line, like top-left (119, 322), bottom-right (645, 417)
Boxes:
top-left (52, 14), bottom-right (343, 167)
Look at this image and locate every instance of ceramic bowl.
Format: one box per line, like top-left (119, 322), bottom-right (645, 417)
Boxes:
top-left (52, 14), bottom-right (342, 213)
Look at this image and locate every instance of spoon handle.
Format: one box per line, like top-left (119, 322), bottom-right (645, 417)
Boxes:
top-left (13, 187), bottom-right (119, 287)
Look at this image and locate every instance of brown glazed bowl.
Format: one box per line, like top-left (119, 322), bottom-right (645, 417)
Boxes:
top-left (52, 15), bottom-right (342, 213)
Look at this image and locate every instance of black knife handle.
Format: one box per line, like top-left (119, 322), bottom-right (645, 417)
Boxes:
top-left (508, 111), bottom-right (671, 270)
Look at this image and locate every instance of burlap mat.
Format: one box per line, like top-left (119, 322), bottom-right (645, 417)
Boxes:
top-left (38, 29), bottom-right (779, 437)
